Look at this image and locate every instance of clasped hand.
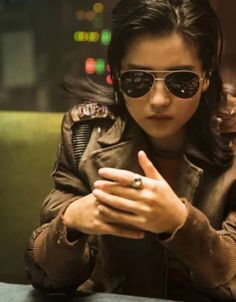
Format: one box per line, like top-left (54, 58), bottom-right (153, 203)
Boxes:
top-left (93, 150), bottom-right (187, 237)
top-left (64, 151), bottom-right (187, 239)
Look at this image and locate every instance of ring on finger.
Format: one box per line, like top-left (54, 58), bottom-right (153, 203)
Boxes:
top-left (130, 175), bottom-right (143, 189)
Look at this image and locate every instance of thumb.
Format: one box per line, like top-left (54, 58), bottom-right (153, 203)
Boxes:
top-left (138, 150), bottom-right (163, 180)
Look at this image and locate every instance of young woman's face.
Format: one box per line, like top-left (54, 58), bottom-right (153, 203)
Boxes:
top-left (120, 33), bottom-right (208, 147)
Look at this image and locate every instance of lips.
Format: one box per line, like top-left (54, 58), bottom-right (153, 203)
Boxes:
top-left (147, 114), bottom-right (173, 121)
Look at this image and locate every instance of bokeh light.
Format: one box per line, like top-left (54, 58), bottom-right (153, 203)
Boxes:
top-left (74, 31), bottom-right (100, 42)
top-left (106, 64), bottom-right (110, 72)
top-left (96, 58), bottom-right (105, 74)
top-left (85, 10), bottom-right (96, 22)
top-left (75, 10), bottom-right (85, 21)
top-left (101, 29), bottom-right (111, 45)
top-left (106, 74), bottom-right (113, 85)
top-left (85, 58), bottom-right (96, 74)
top-left (93, 2), bottom-right (104, 14)
top-left (75, 3), bottom-right (112, 85)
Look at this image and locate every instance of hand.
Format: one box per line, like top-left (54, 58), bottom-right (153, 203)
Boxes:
top-left (93, 151), bottom-right (187, 234)
top-left (63, 193), bottom-right (144, 239)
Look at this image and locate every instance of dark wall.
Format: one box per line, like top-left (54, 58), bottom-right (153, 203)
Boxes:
top-left (0, 0), bottom-right (115, 112)
top-left (211, 0), bottom-right (236, 85)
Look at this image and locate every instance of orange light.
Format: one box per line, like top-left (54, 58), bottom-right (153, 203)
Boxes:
top-left (75, 10), bottom-right (85, 21)
top-left (85, 10), bottom-right (96, 21)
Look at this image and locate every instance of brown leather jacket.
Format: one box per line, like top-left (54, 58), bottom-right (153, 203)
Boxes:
top-left (25, 105), bottom-right (236, 302)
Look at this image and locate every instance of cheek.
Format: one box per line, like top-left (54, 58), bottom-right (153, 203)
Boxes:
top-left (176, 97), bottom-right (201, 123)
top-left (124, 96), bottom-right (147, 118)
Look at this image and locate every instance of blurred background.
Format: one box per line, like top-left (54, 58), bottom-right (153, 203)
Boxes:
top-left (0, 1), bottom-right (235, 285)
top-left (0, 0), bottom-right (235, 113)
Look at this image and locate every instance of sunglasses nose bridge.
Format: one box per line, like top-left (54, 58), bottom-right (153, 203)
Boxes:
top-left (151, 74), bottom-right (167, 93)
top-left (149, 77), bottom-right (171, 108)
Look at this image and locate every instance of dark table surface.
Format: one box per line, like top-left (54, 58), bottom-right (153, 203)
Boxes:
top-left (0, 282), bottom-right (180, 302)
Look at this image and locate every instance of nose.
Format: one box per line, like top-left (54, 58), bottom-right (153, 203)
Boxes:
top-left (149, 80), bottom-right (171, 111)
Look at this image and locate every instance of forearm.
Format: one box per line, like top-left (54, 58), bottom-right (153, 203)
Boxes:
top-left (25, 209), bottom-right (94, 292)
top-left (163, 200), bottom-right (236, 299)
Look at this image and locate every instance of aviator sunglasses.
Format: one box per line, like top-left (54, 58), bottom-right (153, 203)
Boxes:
top-left (119, 70), bottom-right (203, 99)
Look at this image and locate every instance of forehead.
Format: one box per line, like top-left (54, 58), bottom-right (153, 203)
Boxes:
top-left (121, 32), bottom-right (202, 71)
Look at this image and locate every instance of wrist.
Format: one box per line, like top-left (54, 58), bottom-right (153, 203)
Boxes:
top-left (63, 202), bottom-right (76, 229)
top-left (167, 199), bottom-right (188, 234)
top-left (63, 205), bottom-right (86, 242)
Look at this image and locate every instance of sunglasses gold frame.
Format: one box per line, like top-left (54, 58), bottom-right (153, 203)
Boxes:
top-left (118, 69), bottom-right (204, 99)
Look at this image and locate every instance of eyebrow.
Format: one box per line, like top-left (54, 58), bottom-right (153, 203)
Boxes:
top-left (122, 64), bottom-right (196, 71)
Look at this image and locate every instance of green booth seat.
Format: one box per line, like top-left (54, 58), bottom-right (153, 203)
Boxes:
top-left (0, 111), bottom-right (63, 284)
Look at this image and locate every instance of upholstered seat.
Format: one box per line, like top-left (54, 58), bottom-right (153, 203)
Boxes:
top-left (0, 111), bottom-right (63, 283)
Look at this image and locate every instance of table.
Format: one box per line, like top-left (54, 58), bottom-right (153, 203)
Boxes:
top-left (0, 282), bottom-right (179, 302)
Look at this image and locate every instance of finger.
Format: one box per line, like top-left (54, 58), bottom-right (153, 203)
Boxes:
top-left (138, 150), bottom-right (163, 180)
top-left (97, 165), bottom-right (157, 191)
top-left (94, 180), bottom-right (142, 200)
top-left (93, 189), bottom-right (143, 214)
top-left (94, 179), bottom-right (120, 188)
top-left (98, 204), bottom-right (145, 229)
top-left (98, 167), bottom-right (139, 186)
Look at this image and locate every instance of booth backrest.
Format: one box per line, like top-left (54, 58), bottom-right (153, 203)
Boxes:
top-left (0, 111), bottom-right (63, 284)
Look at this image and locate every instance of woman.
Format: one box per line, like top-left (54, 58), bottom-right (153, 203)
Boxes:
top-left (25, 0), bottom-right (236, 301)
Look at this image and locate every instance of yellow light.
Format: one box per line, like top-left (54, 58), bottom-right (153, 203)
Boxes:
top-left (93, 2), bottom-right (104, 14)
top-left (81, 32), bottom-right (89, 41)
top-left (88, 32), bottom-right (100, 42)
top-left (74, 31), bottom-right (100, 43)
top-left (74, 31), bottom-right (89, 42)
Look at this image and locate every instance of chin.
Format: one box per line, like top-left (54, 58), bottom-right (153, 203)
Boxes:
top-left (145, 129), bottom-right (174, 139)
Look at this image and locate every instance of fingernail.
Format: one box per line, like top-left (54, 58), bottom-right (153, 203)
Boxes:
top-left (98, 168), bottom-right (105, 173)
top-left (93, 189), bottom-right (100, 196)
top-left (94, 180), bottom-right (100, 186)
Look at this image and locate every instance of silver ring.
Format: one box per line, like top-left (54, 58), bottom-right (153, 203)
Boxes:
top-left (131, 175), bottom-right (143, 189)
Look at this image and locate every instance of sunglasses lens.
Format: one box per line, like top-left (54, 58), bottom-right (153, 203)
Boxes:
top-left (120, 71), bottom-right (154, 98)
top-left (165, 72), bottom-right (200, 98)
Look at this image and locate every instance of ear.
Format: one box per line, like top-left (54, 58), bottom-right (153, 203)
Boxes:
top-left (201, 69), bottom-right (212, 92)
top-left (202, 77), bottom-right (210, 92)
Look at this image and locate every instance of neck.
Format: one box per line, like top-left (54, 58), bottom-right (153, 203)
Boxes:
top-left (148, 129), bottom-right (186, 157)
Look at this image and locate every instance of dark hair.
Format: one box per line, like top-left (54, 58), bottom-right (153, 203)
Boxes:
top-left (107, 0), bottom-right (233, 167)
top-left (63, 0), bottom-right (233, 167)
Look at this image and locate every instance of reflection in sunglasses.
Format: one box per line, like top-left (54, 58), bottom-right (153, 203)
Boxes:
top-left (119, 70), bottom-right (203, 99)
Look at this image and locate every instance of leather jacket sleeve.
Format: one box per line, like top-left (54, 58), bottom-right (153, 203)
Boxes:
top-left (25, 113), bottom-right (95, 293)
top-left (163, 187), bottom-right (236, 300)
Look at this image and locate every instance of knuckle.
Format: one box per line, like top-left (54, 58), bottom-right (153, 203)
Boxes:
top-left (138, 216), bottom-right (147, 225)
top-left (93, 219), bottom-right (102, 229)
top-left (140, 189), bottom-right (155, 201)
top-left (141, 204), bottom-right (152, 214)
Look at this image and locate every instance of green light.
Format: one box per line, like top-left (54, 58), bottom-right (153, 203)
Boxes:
top-left (96, 58), bottom-right (105, 74)
top-left (101, 29), bottom-right (111, 46)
